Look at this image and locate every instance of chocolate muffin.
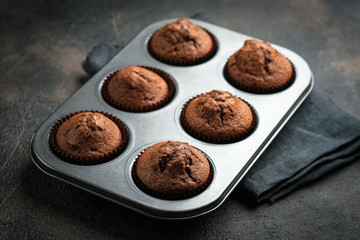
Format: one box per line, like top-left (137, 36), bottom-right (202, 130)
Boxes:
top-left (181, 90), bottom-right (256, 143)
top-left (49, 111), bottom-right (128, 164)
top-left (102, 66), bottom-right (174, 112)
top-left (225, 39), bottom-right (295, 93)
top-left (132, 141), bottom-right (213, 199)
top-left (148, 18), bottom-right (216, 65)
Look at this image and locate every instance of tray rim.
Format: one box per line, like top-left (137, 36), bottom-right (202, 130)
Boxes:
top-left (30, 18), bottom-right (314, 220)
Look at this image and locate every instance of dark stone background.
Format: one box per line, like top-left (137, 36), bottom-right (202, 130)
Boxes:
top-left (1, 0), bottom-right (359, 239)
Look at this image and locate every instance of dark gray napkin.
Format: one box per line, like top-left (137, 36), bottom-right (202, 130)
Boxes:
top-left (82, 41), bottom-right (121, 75)
top-left (81, 14), bottom-right (360, 203)
top-left (238, 93), bottom-right (360, 202)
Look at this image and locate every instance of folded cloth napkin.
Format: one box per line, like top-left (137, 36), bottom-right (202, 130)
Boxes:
top-left (82, 41), bottom-right (121, 75)
top-left (81, 14), bottom-right (360, 203)
top-left (238, 93), bottom-right (360, 202)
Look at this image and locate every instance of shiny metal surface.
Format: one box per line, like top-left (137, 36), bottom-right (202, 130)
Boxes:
top-left (30, 18), bottom-right (313, 219)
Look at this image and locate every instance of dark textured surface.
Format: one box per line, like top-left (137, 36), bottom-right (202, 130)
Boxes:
top-left (1, 0), bottom-right (359, 239)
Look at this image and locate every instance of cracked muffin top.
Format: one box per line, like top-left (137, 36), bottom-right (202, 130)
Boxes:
top-left (104, 66), bottom-right (171, 112)
top-left (55, 112), bottom-right (122, 159)
top-left (181, 90), bottom-right (256, 143)
top-left (133, 141), bottom-right (212, 199)
top-left (225, 39), bottom-right (294, 93)
top-left (148, 18), bottom-right (216, 65)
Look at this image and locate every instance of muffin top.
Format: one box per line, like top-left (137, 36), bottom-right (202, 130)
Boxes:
top-left (181, 90), bottom-right (256, 143)
top-left (134, 141), bottom-right (212, 197)
top-left (149, 18), bottom-right (215, 64)
top-left (226, 39), bottom-right (294, 93)
top-left (105, 66), bottom-right (170, 112)
top-left (55, 112), bottom-right (122, 159)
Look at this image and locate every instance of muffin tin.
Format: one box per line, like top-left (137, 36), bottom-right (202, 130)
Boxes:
top-left (30, 18), bottom-right (314, 220)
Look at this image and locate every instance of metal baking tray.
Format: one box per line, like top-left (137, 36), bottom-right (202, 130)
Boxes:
top-left (30, 18), bottom-right (314, 220)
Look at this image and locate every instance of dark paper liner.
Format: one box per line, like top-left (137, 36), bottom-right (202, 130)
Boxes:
top-left (49, 111), bottom-right (129, 165)
top-left (131, 145), bottom-right (214, 200)
top-left (180, 93), bottom-right (258, 144)
top-left (224, 59), bottom-right (296, 94)
top-left (147, 27), bottom-right (217, 66)
top-left (101, 66), bottom-right (175, 112)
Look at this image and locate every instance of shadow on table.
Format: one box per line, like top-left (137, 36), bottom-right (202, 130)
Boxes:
top-left (21, 164), bottom-right (217, 239)
top-left (77, 74), bottom-right (92, 86)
